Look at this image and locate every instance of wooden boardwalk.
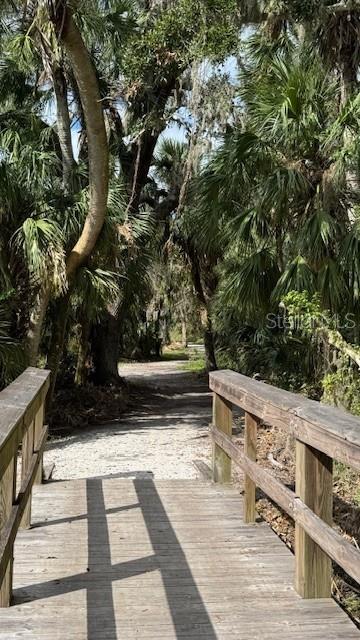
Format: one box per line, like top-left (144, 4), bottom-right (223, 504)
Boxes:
top-left (0, 478), bottom-right (358, 639)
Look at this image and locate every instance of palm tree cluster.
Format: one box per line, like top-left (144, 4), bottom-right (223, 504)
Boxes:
top-left (175, 3), bottom-right (360, 401)
top-left (1, 0), bottom-right (360, 410)
top-left (0, 0), bottom-right (241, 397)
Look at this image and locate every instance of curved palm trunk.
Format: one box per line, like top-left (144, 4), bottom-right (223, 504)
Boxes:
top-left (62, 13), bottom-right (109, 277)
top-left (46, 10), bottom-right (109, 407)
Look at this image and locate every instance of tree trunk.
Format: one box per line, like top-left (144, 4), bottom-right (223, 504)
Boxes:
top-left (187, 248), bottom-right (217, 371)
top-left (339, 55), bottom-right (359, 213)
top-left (91, 303), bottom-right (121, 385)
top-left (27, 287), bottom-right (50, 366)
top-left (75, 315), bottom-right (91, 386)
top-left (181, 316), bottom-right (187, 348)
top-left (45, 10), bottom-right (109, 405)
top-left (52, 64), bottom-right (75, 190)
top-left (46, 293), bottom-right (71, 408)
top-left (203, 311), bottom-right (217, 371)
top-left (61, 12), bottom-right (109, 277)
top-left (25, 64), bottom-right (74, 367)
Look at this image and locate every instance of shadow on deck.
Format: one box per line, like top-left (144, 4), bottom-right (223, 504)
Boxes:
top-left (0, 477), bottom-right (358, 639)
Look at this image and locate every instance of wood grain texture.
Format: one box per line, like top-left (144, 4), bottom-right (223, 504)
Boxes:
top-left (0, 369), bottom-right (49, 607)
top-left (293, 498), bottom-right (360, 586)
top-left (209, 370), bottom-right (360, 470)
top-left (20, 420), bottom-right (34, 530)
top-left (244, 412), bottom-right (258, 523)
top-left (0, 478), bottom-right (357, 639)
top-left (295, 441), bottom-right (333, 598)
top-left (212, 427), bottom-right (295, 517)
top-left (0, 368), bottom-right (50, 478)
top-left (212, 393), bottom-right (232, 483)
top-left (0, 457), bottom-right (16, 606)
top-left (193, 459), bottom-right (212, 480)
top-left (33, 404), bottom-right (45, 485)
top-left (212, 427), bottom-right (360, 585)
top-left (0, 426), bottom-right (48, 585)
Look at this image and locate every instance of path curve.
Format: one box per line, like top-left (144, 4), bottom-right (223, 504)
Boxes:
top-left (45, 361), bottom-right (212, 480)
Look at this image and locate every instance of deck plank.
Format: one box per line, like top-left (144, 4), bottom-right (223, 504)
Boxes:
top-left (0, 479), bottom-right (358, 639)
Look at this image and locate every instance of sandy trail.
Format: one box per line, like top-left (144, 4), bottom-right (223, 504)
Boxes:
top-left (44, 360), bottom-right (212, 480)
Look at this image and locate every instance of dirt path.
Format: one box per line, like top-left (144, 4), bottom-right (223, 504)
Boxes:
top-left (44, 360), bottom-right (212, 480)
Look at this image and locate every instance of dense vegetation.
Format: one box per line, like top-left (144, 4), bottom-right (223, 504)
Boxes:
top-left (1, 0), bottom-right (360, 416)
top-left (1, 0), bottom-right (360, 622)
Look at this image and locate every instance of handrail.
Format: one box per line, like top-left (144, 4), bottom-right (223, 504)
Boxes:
top-left (210, 370), bottom-right (360, 469)
top-left (0, 367), bottom-right (50, 607)
top-left (209, 369), bottom-right (360, 599)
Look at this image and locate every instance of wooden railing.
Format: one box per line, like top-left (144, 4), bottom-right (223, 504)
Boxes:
top-left (210, 370), bottom-right (360, 599)
top-left (0, 367), bottom-right (50, 606)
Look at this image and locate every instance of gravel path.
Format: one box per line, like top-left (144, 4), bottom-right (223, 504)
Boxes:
top-left (44, 360), bottom-right (212, 480)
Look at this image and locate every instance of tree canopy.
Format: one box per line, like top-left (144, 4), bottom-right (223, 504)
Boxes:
top-left (1, 0), bottom-right (360, 414)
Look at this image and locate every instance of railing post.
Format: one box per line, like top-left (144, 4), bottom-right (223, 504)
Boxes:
top-left (244, 412), bottom-right (258, 523)
top-left (212, 393), bottom-right (232, 483)
top-left (295, 440), bottom-right (333, 598)
top-left (34, 401), bottom-right (45, 484)
top-left (20, 419), bottom-right (35, 529)
top-left (0, 456), bottom-right (16, 606)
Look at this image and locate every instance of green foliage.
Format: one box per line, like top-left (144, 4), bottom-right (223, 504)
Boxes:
top-left (72, 268), bottom-right (120, 322)
top-left (283, 0), bottom-right (320, 21)
top-left (281, 290), bottom-right (324, 329)
top-left (0, 299), bottom-right (25, 388)
top-left (14, 217), bottom-right (65, 288)
top-left (122, 0), bottom-right (238, 87)
top-left (322, 371), bottom-right (360, 415)
top-left (6, 34), bottom-right (38, 72)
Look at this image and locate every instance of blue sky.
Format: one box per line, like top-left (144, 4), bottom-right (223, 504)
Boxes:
top-left (158, 55), bottom-right (238, 145)
top-left (66, 55), bottom-right (238, 158)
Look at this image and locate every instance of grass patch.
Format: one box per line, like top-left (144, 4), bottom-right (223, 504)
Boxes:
top-left (181, 357), bottom-right (206, 373)
top-left (162, 348), bottom-right (189, 361)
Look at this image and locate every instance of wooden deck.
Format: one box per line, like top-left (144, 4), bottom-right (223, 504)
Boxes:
top-left (0, 478), bottom-right (358, 639)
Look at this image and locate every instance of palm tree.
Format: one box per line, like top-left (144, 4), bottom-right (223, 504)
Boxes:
top-left (192, 29), bottom-right (360, 377)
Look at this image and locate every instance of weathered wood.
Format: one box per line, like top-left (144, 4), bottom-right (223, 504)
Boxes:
top-left (210, 370), bottom-right (303, 430)
top-left (291, 415), bottom-right (360, 472)
top-left (0, 369), bottom-right (50, 479)
top-left (0, 414), bottom-right (22, 480)
top-left (193, 460), bottom-right (212, 480)
top-left (0, 427), bottom-right (48, 584)
top-left (209, 370), bottom-right (360, 470)
top-left (293, 498), bottom-right (360, 586)
top-left (0, 479), bottom-right (358, 639)
top-left (212, 393), bottom-right (232, 483)
top-left (295, 441), bottom-right (333, 598)
top-left (43, 462), bottom-right (56, 482)
top-left (20, 420), bottom-right (35, 529)
top-left (0, 457), bottom-right (16, 607)
top-left (244, 412), bottom-right (258, 523)
top-left (0, 369), bottom-right (49, 608)
top-left (212, 427), bottom-right (295, 517)
top-left (212, 426), bottom-right (360, 587)
top-left (34, 404), bottom-right (45, 485)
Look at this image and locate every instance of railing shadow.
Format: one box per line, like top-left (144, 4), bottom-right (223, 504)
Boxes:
top-left (13, 477), bottom-right (218, 639)
top-left (134, 479), bottom-right (218, 639)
